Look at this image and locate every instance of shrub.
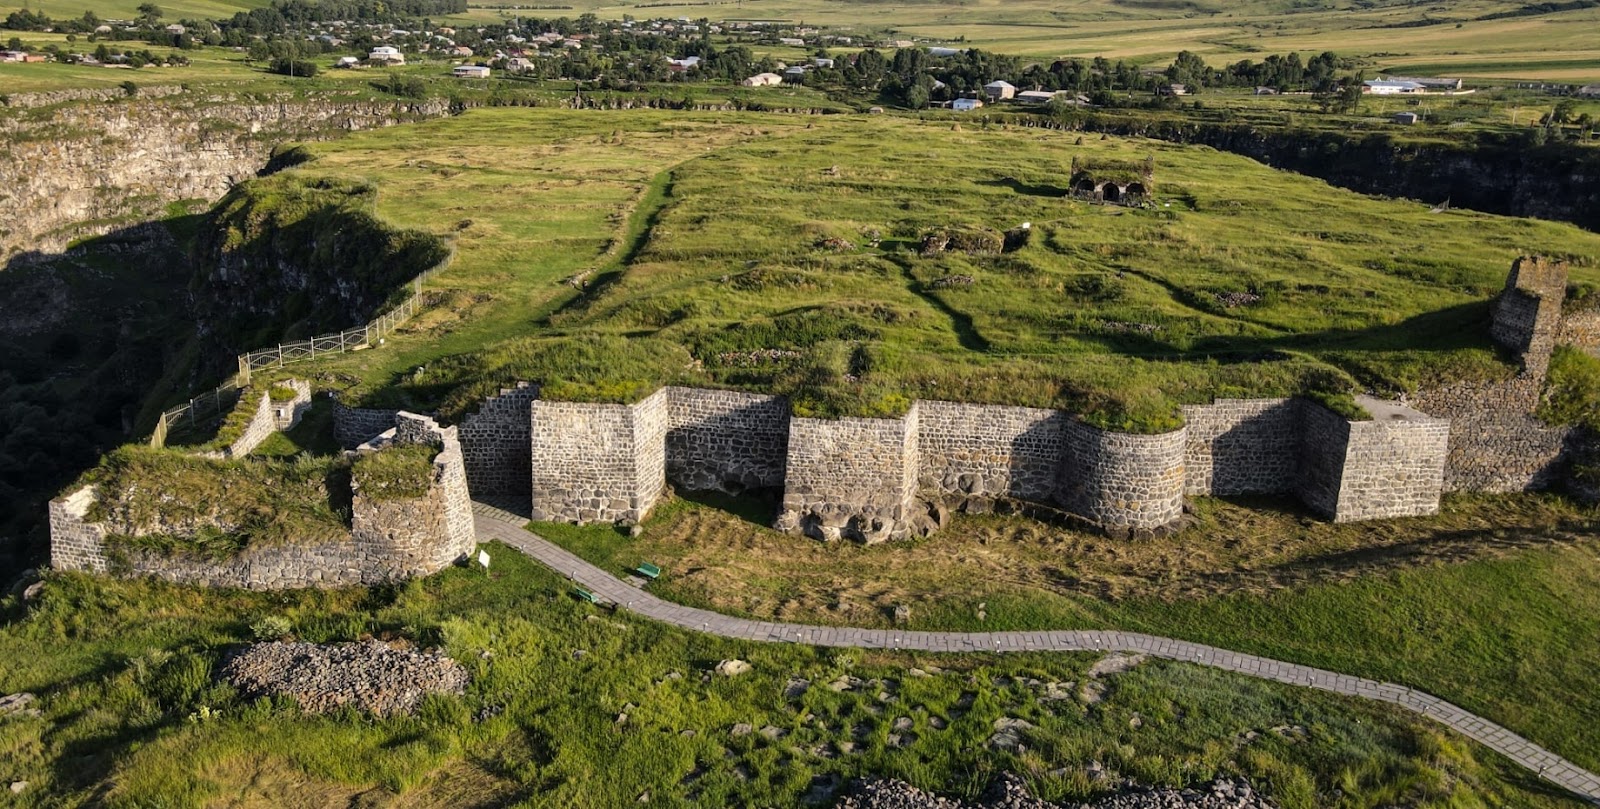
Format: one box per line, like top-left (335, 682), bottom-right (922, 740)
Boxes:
top-left (268, 57), bottom-right (318, 78)
top-left (250, 615), bottom-right (292, 641)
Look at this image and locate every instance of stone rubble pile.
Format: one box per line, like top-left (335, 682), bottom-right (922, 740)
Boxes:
top-left (835, 773), bottom-right (1276, 809)
top-left (221, 640), bottom-right (469, 717)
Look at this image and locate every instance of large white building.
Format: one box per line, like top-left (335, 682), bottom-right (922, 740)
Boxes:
top-left (369, 46), bottom-right (405, 65)
top-left (1363, 79), bottom-right (1424, 95)
top-left (742, 72), bottom-right (782, 87)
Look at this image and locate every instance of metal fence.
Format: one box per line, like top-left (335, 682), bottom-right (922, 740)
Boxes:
top-left (149, 248), bottom-right (454, 448)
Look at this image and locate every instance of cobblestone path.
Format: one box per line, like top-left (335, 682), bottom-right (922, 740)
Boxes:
top-left (471, 502), bottom-right (1600, 804)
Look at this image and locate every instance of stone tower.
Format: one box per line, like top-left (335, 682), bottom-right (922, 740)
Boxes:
top-left (1490, 255), bottom-right (1568, 376)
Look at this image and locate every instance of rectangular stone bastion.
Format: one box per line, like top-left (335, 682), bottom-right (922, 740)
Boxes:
top-left (49, 412), bottom-right (475, 589)
top-left (503, 386), bottom-right (1458, 541)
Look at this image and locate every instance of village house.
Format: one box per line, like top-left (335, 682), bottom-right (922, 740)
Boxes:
top-left (742, 72), bottom-right (783, 87)
top-left (1578, 84), bottom-right (1600, 98)
top-left (1254, 86), bottom-right (1278, 95)
top-left (953, 97), bottom-right (984, 112)
top-left (452, 64), bottom-right (490, 78)
top-left (1393, 111), bottom-right (1419, 125)
top-left (778, 36), bottom-right (805, 46)
top-left (812, 57), bottom-right (835, 68)
top-left (335, 55), bottom-right (360, 68)
top-left (1157, 83), bottom-right (1188, 96)
top-left (927, 46), bottom-right (960, 57)
top-left (784, 65), bottom-right (808, 82)
top-left (1015, 89), bottom-right (1066, 104)
top-left (368, 46), bottom-right (405, 64)
top-left (983, 80), bottom-right (1016, 101)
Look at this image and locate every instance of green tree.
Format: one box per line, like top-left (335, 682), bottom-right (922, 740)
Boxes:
top-left (137, 2), bottom-right (162, 24)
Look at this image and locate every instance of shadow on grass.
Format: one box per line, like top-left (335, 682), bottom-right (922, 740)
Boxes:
top-left (674, 488), bottom-right (780, 528)
top-left (975, 177), bottom-right (1071, 198)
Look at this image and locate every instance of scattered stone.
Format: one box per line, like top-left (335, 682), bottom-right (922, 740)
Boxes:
top-left (833, 773), bottom-right (1276, 808)
top-left (20, 581), bottom-right (42, 603)
top-left (986, 717), bottom-right (1033, 751)
top-left (730, 723), bottom-right (754, 737)
top-left (1079, 680), bottom-right (1108, 705)
top-left (572, 649), bottom-right (588, 660)
top-left (615, 712), bottom-right (629, 725)
top-left (830, 675), bottom-right (864, 692)
top-left (887, 731), bottom-right (916, 748)
top-left (9, 781), bottom-right (27, 794)
top-left (908, 668), bottom-right (930, 678)
top-left (929, 716), bottom-right (948, 730)
top-left (802, 773), bottom-right (844, 805)
top-left (760, 725), bottom-right (787, 740)
top-left (680, 729), bottom-right (696, 738)
top-left (892, 716), bottom-right (914, 732)
top-left (893, 604), bottom-right (912, 624)
top-left (629, 524), bottom-right (645, 538)
top-left (1129, 714), bottom-right (1143, 729)
top-left (0, 692), bottom-right (39, 718)
top-left (838, 740), bottom-right (859, 754)
top-left (221, 640), bottom-right (469, 718)
top-left (637, 792), bottom-right (649, 802)
top-left (784, 678), bottom-right (811, 699)
top-left (1088, 653), bottom-right (1147, 678)
top-left (1040, 681), bottom-right (1075, 701)
top-left (715, 659), bottom-right (751, 677)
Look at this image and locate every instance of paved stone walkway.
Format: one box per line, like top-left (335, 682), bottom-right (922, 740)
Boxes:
top-left (470, 503), bottom-right (1600, 804)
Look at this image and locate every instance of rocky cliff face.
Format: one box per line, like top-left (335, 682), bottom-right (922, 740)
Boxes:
top-left (0, 90), bottom-right (450, 259)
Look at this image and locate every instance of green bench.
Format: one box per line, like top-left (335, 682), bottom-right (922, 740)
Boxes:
top-left (572, 587), bottom-right (601, 605)
top-left (636, 562), bottom-right (662, 580)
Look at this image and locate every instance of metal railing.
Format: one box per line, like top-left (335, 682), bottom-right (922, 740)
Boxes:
top-left (149, 248), bottom-right (453, 448)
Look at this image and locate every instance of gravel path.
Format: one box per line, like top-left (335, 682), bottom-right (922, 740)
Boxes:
top-left (472, 502), bottom-right (1600, 805)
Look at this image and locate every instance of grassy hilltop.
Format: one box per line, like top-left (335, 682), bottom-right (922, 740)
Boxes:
top-left (278, 107), bottom-right (1600, 428)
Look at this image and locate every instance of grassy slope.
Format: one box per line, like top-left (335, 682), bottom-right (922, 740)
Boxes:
top-left (291, 108), bottom-right (1600, 424)
top-left (536, 492), bottom-right (1600, 775)
top-left (0, 549), bottom-right (1584, 807)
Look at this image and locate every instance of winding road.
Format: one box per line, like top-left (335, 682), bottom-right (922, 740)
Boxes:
top-left (471, 502), bottom-right (1600, 804)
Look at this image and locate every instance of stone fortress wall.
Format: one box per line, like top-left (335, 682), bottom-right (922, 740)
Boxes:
top-left (203, 379), bottom-right (313, 460)
top-left (50, 411), bottom-right (474, 589)
top-left (490, 257), bottom-right (1592, 539)
top-left (460, 382), bottom-right (540, 497)
top-left (507, 386), bottom-right (1453, 540)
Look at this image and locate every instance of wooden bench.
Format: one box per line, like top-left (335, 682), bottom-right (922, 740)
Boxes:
top-left (572, 587), bottom-right (601, 605)
top-left (636, 562), bottom-right (662, 580)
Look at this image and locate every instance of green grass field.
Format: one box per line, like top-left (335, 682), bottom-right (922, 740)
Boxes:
top-left (536, 489), bottom-right (1600, 776)
top-left (0, 545), bottom-right (1587, 807)
top-left (279, 107), bottom-right (1600, 426)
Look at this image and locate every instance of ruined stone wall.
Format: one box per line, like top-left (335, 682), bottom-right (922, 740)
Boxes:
top-left (915, 400), bottom-right (1063, 505)
top-left (1490, 256), bottom-right (1569, 374)
top-left (529, 396), bottom-right (665, 525)
top-left (459, 382), bottom-right (539, 498)
top-left (1332, 418), bottom-right (1450, 521)
top-left (334, 399), bottom-right (400, 449)
top-left (1295, 404), bottom-right (1352, 519)
top-left (206, 378), bottom-right (314, 459)
top-left (633, 389), bottom-right (670, 519)
top-left (1411, 377), bottom-right (1574, 492)
top-left (664, 386), bottom-right (790, 493)
top-left (1562, 306), bottom-right (1600, 354)
top-left (1058, 420), bottom-right (1186, 533)
top-left (270, 379), bottom-right (314, 430)
top-left (49, 411), bottom-right (474, 589)
top-left (1295, 403), bottom-right (1449, 521)
top-left (1180, 398), bottom-right (1302, 497)
top-left (776, 408), bottom-right (920, 543)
